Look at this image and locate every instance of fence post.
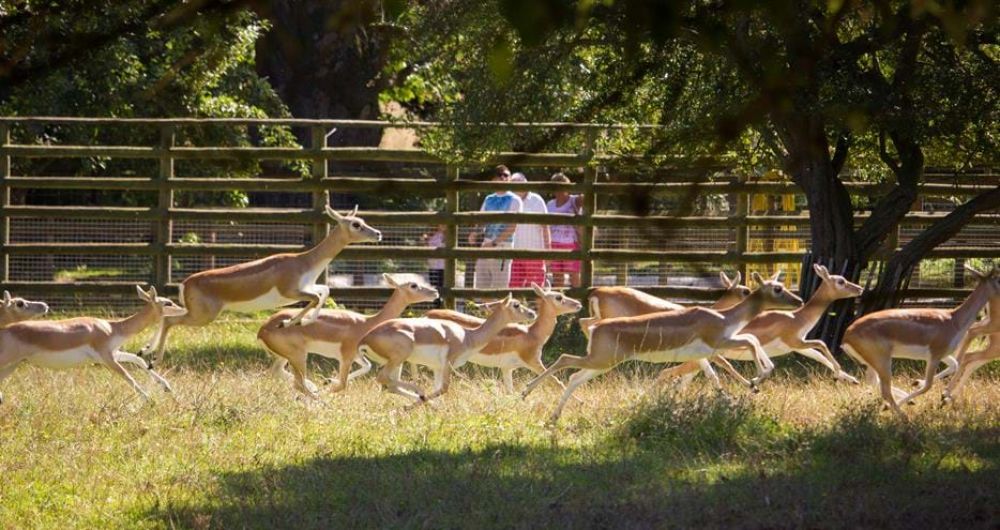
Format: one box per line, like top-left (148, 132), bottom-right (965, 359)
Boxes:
top-left (311, 126), bottom-right (330, 287)
top-left (154, 125), bottom-right (174, 292)
top-left (443, 165), bottom-right (459, 309)
top-left (733, 172), bottom-right (748, 282)
top-left (579, 129), bottom-right (598, 295)
top-left (0, 124), bottom-right (9, 284)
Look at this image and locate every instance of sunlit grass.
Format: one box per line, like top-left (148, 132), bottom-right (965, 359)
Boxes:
top-left (0, 315), bottom-right (997, 528)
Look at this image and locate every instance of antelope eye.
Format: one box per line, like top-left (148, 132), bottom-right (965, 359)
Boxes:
top-left (410, 283), bottom-right (417, 289)
top-left (774, 286), bottom-right (783, 293)
top-left (351, 222), bottom-right (360, 229)
top-left (15, 301), bottom-right (24, 308)
top-left (555, 295), bottom-right (563, 301)
top-left (837, 279), bottom-right (844, 285)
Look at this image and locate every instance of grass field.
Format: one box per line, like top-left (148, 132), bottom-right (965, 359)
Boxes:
top-left (1, 316), bottom-right (998, 529)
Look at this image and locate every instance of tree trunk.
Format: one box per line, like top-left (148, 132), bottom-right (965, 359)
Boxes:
top-left (253, 0), bottom-right (388, 147)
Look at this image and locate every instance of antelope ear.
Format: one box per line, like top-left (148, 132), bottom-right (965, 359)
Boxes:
top-left (530, 282), bottom-right (546, 298)
top-left (812, 264), bottom-right (830, 280)
top-left (504, 293), bottom-right (513, 305)
top-left (325, 205), bottom-right (344, 221)
top-left (136, 285), bottom-right (151, 301)
top-left (770, 269), bottom-right (784, 282)
top-left (965, 264), bottom-right (986, 280)
top-left (349, 204), bottom-right (359, 217)
top-left (2, 290), bottom-right (10, 305)
top-left (750, 271), bottom-right (765, 286)
top-left (719, 271), bottom-right (733, 288)
top-left (732, 271), bottom-right (742, 286)
top-left (147, 286), bottom-right (158, 300)
top-left (382, 273), bottom-right (398, 287)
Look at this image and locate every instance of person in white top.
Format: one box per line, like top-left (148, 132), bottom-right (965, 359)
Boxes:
top-left (469, 166), bottom-right (523, 289)
top-left (508, 172), bottom-right (550, 287)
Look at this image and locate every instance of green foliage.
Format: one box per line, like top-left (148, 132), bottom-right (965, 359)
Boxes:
top-left (0, 1), bottom-right (304, 207)
top-left (388, 1), bottom-right (998, 174)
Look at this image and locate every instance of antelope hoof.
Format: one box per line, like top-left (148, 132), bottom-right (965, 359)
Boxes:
top-left (749, 382), bottom-right (760, 394)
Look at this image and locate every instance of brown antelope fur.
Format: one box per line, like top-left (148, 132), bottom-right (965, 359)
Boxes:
top-left (577, 271), bottom-right (750, 339)
top-left (258, 274), bottom-right (439, 398)
top-left (0, 286), bottom-right (185, 404)
top-left (942, 271), bottom-right (1000, 402)
top-left (659, 264), bottom-right (864, 386)
top-left (358, 294), bottom-right (536, 404)
top-left (0, 291), bottom-right (49, 327)
top-left (142, 206), bottom-right (381, 366)
top-left (523, 272), bottom-right (803, 422)
top-left (842, 265), bottom-right (1000, 417)
top-left (424, 282), bottom-right (582, 393)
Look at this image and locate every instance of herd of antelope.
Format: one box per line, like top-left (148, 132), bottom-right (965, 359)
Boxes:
top-left (0, 207), bottom-right (997, 423)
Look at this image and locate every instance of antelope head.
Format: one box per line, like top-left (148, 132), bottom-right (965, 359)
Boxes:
top-left (531, 282), bottom-right (582, 316)
top-left (1, 290), bottom-right (49, 322)
top-left (812, 264), bottom-right (864, 300)
top-left (750, 270), bottom-right (803, 310)
top-left (326, 205), bottom-right (382, 243)
top-left (136, 285), bottom-right (187, 318)
top-left (383, 273), bottom-right (439, 304)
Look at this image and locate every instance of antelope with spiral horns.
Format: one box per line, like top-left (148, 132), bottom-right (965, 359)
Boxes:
top-left (658, 264), bottom-right (864, 386)
top-left (578, 271), bottom-right (750, 338)
top-left (0, 291), bottom-right (49, 327)
top-left (523, 272), bottom-right (802, 423)
top-left (358, 294), bottom-right (536, 404)
top-left (424, 282), bottom-right (582, 393)
top-left (258, 274), bottom-right (439, 397)
top-left (841, 264), bottom-right (1000, 416)
top-left (141, 206), bottom-right (381, 366)
top-left (0, 286), bottom-right (183, 404)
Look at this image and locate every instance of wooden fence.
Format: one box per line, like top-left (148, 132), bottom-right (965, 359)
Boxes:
top-left (0, 117), bottom-right (996, 309)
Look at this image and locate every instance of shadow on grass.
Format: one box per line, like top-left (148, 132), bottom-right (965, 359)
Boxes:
top-left (146, 394), bottom-right (1000, 529)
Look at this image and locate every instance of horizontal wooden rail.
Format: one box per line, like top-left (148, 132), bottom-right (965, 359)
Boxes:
top-left (2, 175), bottom-right (993, 198)
top-left (0, 116), bottom-right (667, 129)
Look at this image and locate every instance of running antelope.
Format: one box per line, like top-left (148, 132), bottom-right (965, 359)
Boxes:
top-left (0, 286), bottom-right (183, 404)
top-left (942, 317), bottom-right (999, 402)
top-left (523, 272), bottom-right (802, 423)
top-left (942, 270), bottom-right (1000, 402)
top-left (658, 264), bottom-right (864, 386)
top-left (358, 294), bottom-right (536, 404)
top-left (141, 206), bottom-right (381, 366)
top-left (258, 274), bottom-right (439, 397)
top-left (0, 291), bottom-right (49, 327)
top-left (842, 265), bottom-right (1000, 417)
top-left (424, 283), bottom-right (582, 393)
top-left (578, 271), bottom-right (749, 338)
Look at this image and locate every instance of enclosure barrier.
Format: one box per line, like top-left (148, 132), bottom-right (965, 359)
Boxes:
top-left (0, 117), bottom-right (995, 309)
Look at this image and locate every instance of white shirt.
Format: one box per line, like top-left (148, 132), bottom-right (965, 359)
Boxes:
top-left (513, 192), bottom-right (549, 250)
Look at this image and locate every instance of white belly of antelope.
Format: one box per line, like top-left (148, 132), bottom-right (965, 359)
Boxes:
top-left (26, 346), bottom-right (101, 370)
top-left (889, 343), bottom-right (932, 361)
top-left (469, 351), bottom-right (524, 369)
top-left (635, 340), bottom-right (714, 363)
top-left (407, 344), bottom-right (453, 369)
top-left (306, 341), bottom-right (343, 360)
top-left (225, 288), bottom-right (298, 313)
top-left (724, 339), bottom-right (793, 361)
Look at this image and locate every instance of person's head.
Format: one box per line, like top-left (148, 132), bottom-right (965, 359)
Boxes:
top-left (492, 165), bottom-right (511, 193)
top-left (551, 172), bottom-right (571, 201)
top-left (510, 172), bottom-right (528, 199)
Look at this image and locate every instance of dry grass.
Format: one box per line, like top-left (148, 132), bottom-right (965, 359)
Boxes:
top-left (0, 316), bottom-right (998, 529)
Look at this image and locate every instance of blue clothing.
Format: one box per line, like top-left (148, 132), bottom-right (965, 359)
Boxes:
top-left (481, 193), bottom-right (518, 240)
